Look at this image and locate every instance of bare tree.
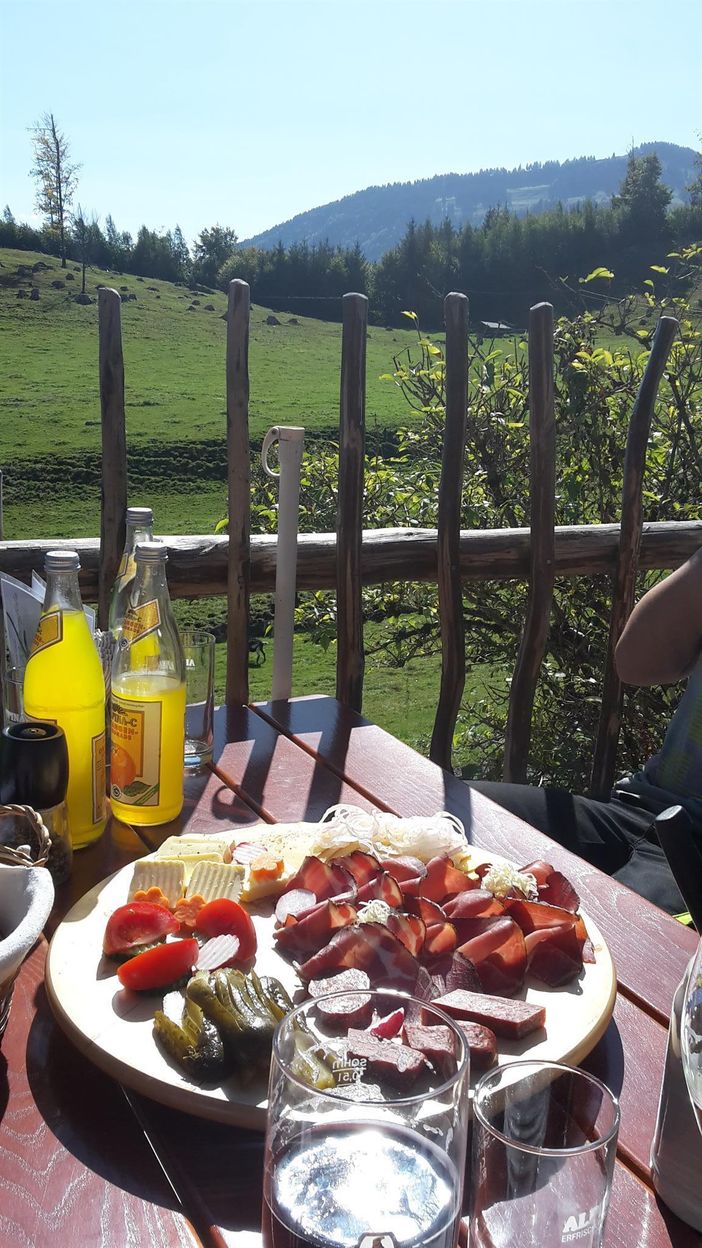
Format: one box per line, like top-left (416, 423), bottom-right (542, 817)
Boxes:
top-left (29, 112), bottom-right (80, 268)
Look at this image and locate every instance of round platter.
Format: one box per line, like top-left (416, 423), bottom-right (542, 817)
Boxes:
top-left (45, 848), bottom-right (617, 1129)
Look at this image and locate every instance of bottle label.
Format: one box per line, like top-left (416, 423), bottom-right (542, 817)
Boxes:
top-left (111, 694), bottom-right (161, 807)
top-left (92, 731), bottom-right (106, 824)
top-left (121, 599), bottom-right (161, 646)
top-left (30, 610), bottom-right (63, 656)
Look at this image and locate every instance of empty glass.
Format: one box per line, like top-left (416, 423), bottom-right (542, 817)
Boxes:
top-left (2, 666), bottom-right (25, 727)
top-left (182, 629), bottom-right (215, 768)
top-left (263, 989), bottom-right (470, 1248)
top-left (469, 1060), bottom-right (620, 1248)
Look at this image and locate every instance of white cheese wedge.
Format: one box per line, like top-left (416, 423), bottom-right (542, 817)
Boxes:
top-left (155, 836), bottom-right (227, 863)
top-left (187, 860), bottom-right (244, 902)
top-left (128, 860), bottom-right (185, 907)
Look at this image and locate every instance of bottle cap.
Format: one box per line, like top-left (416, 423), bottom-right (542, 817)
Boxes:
top-left (135, 541), bottom-right (167, 564)
top-left (45, 550), bottom-right (80, 572)
top-left (126, 507), bottom-right (154, 525)
top-left (0, 722), bottom-right (69, 809)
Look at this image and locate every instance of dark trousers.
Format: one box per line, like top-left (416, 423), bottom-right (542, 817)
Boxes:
top-left (468, 781), bottom-right (689, 916)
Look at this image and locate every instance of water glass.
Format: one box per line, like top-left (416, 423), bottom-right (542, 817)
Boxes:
top-left (182, 630), bottom-right (215, 768)
top-left (263, 989), bottom-right (470, 1248)
top-left (2, 666), bottom-right (25, 728)
top-left (469, 1060), bottom-right (619, 1248)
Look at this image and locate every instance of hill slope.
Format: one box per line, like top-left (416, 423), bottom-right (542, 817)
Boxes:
top-left (243, 142), bottom-right (698, 260)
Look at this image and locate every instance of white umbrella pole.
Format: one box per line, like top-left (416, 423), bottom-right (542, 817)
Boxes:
top-left (261, 426), bottom-right (304, 701)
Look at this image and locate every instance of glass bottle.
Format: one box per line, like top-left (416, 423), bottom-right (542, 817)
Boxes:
top-left (23, 550), bottom-right (107, 849)
top-left (110, 542), bottom-right (186, 826)
top-left (108, 506), bottom-right (155, 638)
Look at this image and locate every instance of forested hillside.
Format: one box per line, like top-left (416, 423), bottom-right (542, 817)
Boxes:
top-left (242, 142), bottom-right (698, 259)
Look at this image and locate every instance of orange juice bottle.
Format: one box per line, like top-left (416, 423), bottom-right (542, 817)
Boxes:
top-left (110, 542), bottom-right (186, 826)
top-left (23, 550), bottom-right (107, 848)
top-left (108, 506), bottom-right (154, 639)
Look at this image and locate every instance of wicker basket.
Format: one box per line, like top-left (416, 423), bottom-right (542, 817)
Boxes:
top-left (0, 804), bottom-right (52, 1038)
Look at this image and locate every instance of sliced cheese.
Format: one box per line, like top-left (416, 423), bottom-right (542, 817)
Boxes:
top-left (128, 859), bottom-right (185, 908)
top-left (155, 836), bottom-right (227, 863)
top-left (187, 860), bottom-right (244, 903)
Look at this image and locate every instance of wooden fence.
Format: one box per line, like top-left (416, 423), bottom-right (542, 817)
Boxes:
top-left (0, 282), bottom-right (692, 794)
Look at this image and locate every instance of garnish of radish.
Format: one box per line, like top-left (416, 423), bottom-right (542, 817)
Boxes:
top-left (231, 842), bottom-right (268, 864)
top-left (196, 934), bottom-right (240, 971)
top-left (369, 1008), bottom-right (405, 1039)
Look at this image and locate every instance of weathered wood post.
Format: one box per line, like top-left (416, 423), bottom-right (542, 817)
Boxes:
top-left (0, 469), bottom-right (4, 541)
top-left (503, 302), bottom-right (555, 781)
top-left (97, 289), bottom-right (127, 629)
top-left (336, 292), bottom-right (367, 711)
top-left (590, 315), bottom-right (678, 798)
top-left (226, 279), bottom-right (251, 706)
top-left (430, 292), bottom-right (469, 770)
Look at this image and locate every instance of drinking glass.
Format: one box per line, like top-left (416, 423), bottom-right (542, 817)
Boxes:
top-left (469, 1060), bottom-right (620, 1248)
top-left (262, 989), bottom-right (470, 1248)
top-left (181, 629), bottom-right (215, 768)
top-left (681, 935), bottom-right (702, 1133)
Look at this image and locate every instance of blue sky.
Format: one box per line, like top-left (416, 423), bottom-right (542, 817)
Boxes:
top-left (1, 0), bottom-right (700, 246)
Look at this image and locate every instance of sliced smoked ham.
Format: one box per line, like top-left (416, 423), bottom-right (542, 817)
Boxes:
top-left (386, 911), bottom-right (426, 958)
top-left (443, 889), bottom-right (505, 920)
top-left (401, 854), bottom-right (476, 903)
top-left (455, 915), bottom-right (527, 997)
top-left (520, 860), bottom-right (580, 913)
top-left (284, 856), bottom-right (355, 904)
top-left (272, 899), bottom-right (358, 957)
top-left (297, 922), bottom-right (421, 994)
top-left (356, 871), bottom-right (404, 908)
top-left (524, 923), bottom-right (587, 987)
top-left (333, 851), bottom-right (382, 888)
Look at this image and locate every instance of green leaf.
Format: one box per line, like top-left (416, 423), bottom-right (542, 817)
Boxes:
top-left (650, 265), bottom-right (669, 274)
top-left (214, 517), bottom-right (228, 534)
top-left (400, 310), bottom-right (418, 321)
top-left (580, 267), bottom-right (615, 283)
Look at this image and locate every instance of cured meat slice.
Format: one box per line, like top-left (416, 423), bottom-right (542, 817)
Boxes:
top-left (455, 916), bottom-right (527, 997)
top-left (524, 923), bottom-right (585, 987)
top-left (272, 899), bottom-right (357, 957)
top-left (403, 1022), bottom-right (456, 1073)
top-left (518, 859), bottom-right (553, 886)
top-left (424, 921), bottom-right (458, 958)
top-left (443, 889), bottom-right (505, 920)
top-left (308, 968), bottom-right (371, 997)
top-left (404, 896), bottom-right (447, 926)
top-left (356, 871), bottom-right (404, 908)
top-left (346, 1029), bottom-right (427, 1090)
top-left (507, 898), bottom-right (580, 934)
top-left (297, 922), bottom-right (420, 994)
top-left (317, 992), bottom-right (373, 1029)
top-left (285, 856), bottom-right (355, 903)
top-left (432, 989), bottom-right (546, 1039)
top-left (334, 851), bottom-right (382, 888)
top-left (386, 912), bottom-right (426, 958)
top-left (379, 856), bottom-right (427, 885)
top-left (445, 951), bottom-right (483, 994)
top-left (402, 854), bottom-right (476, 903)
top-left (454, 1021), bottom-right (498, 1070)
top-left (520, 860), bottom-right (580, 912)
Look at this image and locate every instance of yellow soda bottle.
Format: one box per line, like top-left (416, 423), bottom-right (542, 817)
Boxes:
top-left (23, 550), bottom-right (107, 849)
top-left (110, 542), bottom-right (186, 826)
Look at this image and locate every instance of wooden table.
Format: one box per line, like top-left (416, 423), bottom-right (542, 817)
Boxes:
top-left (1, 696), bottom-right (700, 1247)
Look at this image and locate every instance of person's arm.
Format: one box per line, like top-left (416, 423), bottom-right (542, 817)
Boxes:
top-left (615, 548), bottom-right (702, 686)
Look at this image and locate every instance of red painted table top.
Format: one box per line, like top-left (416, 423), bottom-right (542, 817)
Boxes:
top-left (1, 697), bottom-right (699, 1247)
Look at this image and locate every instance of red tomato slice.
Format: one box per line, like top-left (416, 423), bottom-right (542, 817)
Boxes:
top-left (117, 938), bottom-right (198, 992)
top-left (195, 898), bottom-right (257, 963)
top-left (103, 901), bottom-right (179, 957)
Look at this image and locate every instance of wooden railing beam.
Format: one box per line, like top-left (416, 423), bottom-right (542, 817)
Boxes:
top-left (2, 521), bottom-right (701, 599)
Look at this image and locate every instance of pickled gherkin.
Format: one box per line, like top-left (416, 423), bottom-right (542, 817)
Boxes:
top-left (185, 969), bottom-right (293, 1076)
top-left (153, 997), bottom-right (227, 1081)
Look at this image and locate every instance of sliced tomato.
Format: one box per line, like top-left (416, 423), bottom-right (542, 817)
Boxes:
top-left (103, 901), bottom-right (179, 957)
top-left (195, 898), bottom-right (257, 962)
top-left (117, 938), bottom-right (198, 992)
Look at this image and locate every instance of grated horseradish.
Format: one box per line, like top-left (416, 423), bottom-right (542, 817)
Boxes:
top-left (357, 900), bottom-right (394, 926)
top-left (482, 861), bottom-right (538, 899)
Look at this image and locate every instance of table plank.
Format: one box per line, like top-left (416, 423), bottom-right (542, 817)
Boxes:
top-left (0, 943), bottom-right (201, 1248)
top-left (255, 697), bottom-right (697, 1023)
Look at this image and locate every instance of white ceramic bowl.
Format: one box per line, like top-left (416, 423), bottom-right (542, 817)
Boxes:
top-left (0, 863), bottom-right (55, 1036)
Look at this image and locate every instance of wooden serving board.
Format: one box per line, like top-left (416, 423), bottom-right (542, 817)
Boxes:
top-left (45, 850), bottom-right (617, 1129)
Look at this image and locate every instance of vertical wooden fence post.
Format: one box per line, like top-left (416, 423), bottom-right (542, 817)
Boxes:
top-left (590, 315), bottom-right (678, 798)
top-left (430, 291), bottom-right (469, 770)
top-left (0, 469), bottom-right (4, 540)
top-left (226, 279), bottom-right (251, 706)
top-left (98, 289), bottom-right (127, 629)
top-left (503, 302), bottom-right (555, 782)
top-left (336, 292), bottom-right (367, 711)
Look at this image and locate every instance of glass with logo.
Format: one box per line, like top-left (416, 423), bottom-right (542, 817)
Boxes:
top-left (262, 988), bottom-right (470, 1248)
top-left (469, 1060), bottom-right (619, 1248)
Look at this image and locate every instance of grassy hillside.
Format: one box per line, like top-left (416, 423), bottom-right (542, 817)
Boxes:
top-left (0, 247), bottom-right (422, 541)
